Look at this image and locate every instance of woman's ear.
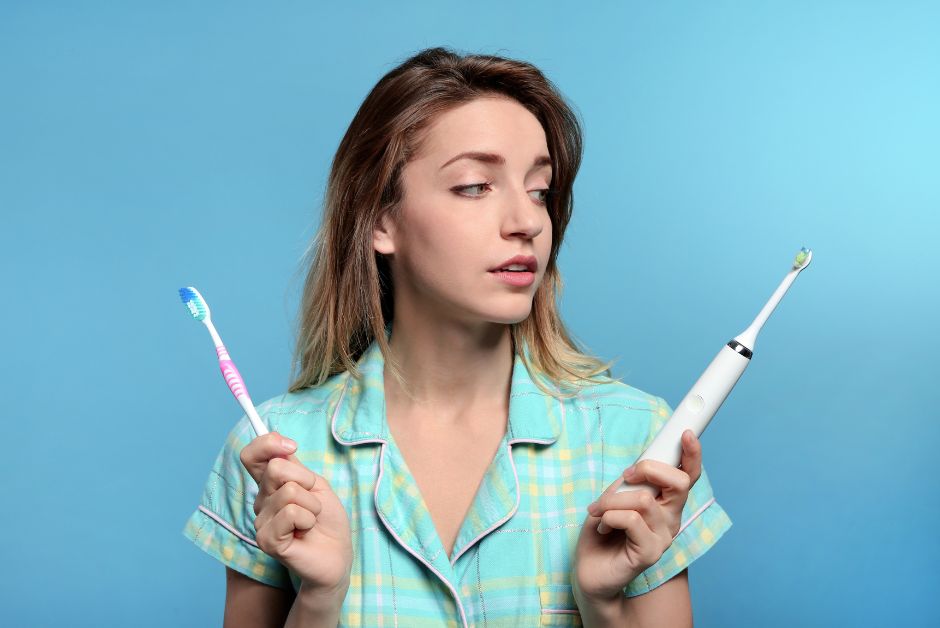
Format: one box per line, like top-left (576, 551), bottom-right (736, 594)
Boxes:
top-left (373, 207), bottom-right (397, 256)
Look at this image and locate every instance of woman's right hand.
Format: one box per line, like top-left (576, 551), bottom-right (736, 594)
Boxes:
top-left (239, 432), bottom-right (353, 596)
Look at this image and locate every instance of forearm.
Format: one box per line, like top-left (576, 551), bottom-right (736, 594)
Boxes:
top-left (284, 583), bottom-right (348, 628)
top-left (576, 594), bottom-right (631, 628)
top-left (573, 579), bottom-right (633, 628)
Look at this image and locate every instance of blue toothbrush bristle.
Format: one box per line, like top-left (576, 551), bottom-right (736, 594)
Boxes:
top-left (179, 287), bottom-right (208, 321)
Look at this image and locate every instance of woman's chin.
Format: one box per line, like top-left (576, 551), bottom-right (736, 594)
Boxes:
top-left (485, 306), bottom-right (534, 325)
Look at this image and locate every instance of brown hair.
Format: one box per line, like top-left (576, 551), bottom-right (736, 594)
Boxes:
top-left (288, 46), bottom-right (619, 398)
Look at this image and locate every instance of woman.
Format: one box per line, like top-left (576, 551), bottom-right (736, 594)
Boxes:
top-left (183, 47), bottom-right (732, 627)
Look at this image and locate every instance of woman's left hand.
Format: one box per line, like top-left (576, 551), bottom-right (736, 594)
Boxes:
top-left (572, 430), bottom-right (702, 602)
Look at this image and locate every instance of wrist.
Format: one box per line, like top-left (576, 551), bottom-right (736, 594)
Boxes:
top-left (572, 565), bottom-right (638, 607)
top-left (296, 578), bottom-right (349, 614)
top-left (575, 595), bottom-right (627, 627)
top-left (572, 579), bottom-right (628, 627)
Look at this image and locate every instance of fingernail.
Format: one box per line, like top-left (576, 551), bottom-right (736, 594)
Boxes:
top-left (624, 465), bottom-right (636, 477)
top-left (586, 501), bottom-right (599, 515)
top-left (281, 437), bottom-right (297, 452)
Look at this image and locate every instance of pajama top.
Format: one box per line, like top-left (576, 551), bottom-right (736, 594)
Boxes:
top-left (182, 336), bottom-right (733, 626)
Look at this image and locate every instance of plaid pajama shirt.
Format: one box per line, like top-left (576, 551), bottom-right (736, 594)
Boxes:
top-left (183, 335), bottom-right (732, 626)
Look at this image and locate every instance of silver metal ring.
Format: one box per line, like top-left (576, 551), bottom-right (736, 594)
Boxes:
top-left (727, 340), bottom-right (753, 359)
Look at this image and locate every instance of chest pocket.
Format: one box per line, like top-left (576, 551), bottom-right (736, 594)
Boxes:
top-left (539, 584), bottom-right (583, 626)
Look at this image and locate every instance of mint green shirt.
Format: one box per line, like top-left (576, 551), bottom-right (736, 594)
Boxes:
top-left (183, 337), bottom-right (732, 626)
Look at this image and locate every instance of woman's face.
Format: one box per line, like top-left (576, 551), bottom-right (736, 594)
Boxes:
top-left (374, 96), bottom-right (554, 328)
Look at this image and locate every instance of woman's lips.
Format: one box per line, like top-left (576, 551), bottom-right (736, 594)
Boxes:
top-left (488, 270), bottom-right (535, 287)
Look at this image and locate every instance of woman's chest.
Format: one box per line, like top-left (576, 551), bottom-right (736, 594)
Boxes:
top-left (389, 420), bottom-right (508, 559)
top-left (329, 441), bottom-right (593, 627)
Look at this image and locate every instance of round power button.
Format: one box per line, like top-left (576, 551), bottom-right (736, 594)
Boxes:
top-left (688, 394), bottom-right (705, 413)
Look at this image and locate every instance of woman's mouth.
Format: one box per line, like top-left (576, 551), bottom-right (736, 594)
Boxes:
top-left (488, 269), bottom-right (535, 287)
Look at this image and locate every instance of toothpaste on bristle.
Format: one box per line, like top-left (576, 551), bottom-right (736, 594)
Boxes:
top-left (794, 247), bottom-right (810, 268)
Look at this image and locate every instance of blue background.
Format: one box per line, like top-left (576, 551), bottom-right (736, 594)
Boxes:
top-left (3, 1), bottom-right (937, 626)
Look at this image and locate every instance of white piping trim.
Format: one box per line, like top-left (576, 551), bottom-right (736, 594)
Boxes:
top-left (672, 496), bottom-right (715, 541)
top-left (450, 392), bottom-right (566, 565)
top-left (373, 443), bottom-right (470, 628)
top-left (509, 437), bottom-right (556, 445)
top-left (450, 441), bottom-right (521, 566)
top-left (198, 505), bottom-right (259, 548)
top-left (329, 374), bottom-right (392, 446)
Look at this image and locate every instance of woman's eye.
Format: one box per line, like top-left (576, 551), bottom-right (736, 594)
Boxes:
top-left (452, 183), bottom-right (553, 205)
top-left (530, 189), bottom-right (551, 205)
top-left (455, 183), bottom-right (490, 197)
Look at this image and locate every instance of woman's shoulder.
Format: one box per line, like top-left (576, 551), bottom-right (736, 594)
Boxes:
top-left (251, 371), bottom-right (353, 444)
top-left (562, 377), bottom-right (671, 444)
top-left (566, 377), bottom-right (666, 413)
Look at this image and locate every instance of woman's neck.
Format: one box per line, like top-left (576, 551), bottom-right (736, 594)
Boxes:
top-left (382, 318), bottom-right (514, 425)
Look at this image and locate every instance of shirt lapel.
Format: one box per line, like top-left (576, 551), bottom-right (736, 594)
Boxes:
top-left (328, 331), bottom-right (565, 582)
top-left (448, 345), bottom-right (564, 564)
top-left (330, 332), bottom-right (460, 584)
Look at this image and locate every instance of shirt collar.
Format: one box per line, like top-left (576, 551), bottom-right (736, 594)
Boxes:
top-left (330, 329), bottom-right (564, 447)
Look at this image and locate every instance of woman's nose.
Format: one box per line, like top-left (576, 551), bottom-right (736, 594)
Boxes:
top-left (502, 187), bottom-right (545, 239)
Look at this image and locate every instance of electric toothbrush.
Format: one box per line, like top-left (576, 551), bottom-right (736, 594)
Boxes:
top-left (610, 247), bottom-right (813, 506)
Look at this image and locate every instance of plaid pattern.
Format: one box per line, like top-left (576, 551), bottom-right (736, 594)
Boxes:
top-left (183, 335), bottom-right (732, 626)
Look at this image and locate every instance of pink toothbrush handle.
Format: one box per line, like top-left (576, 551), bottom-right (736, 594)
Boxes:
top-left (216, 345), bottom-right (249, 401)
top-left (214, 344), bottom-right (268, 436)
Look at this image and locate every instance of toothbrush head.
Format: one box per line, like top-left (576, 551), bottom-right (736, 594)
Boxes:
top-left (793, 247), bottom-right (812, 270)
top-left (179, 286), bottom-right (210, 321)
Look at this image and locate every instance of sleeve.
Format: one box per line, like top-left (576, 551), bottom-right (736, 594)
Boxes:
top-left (181, 413), bottom-right (292, 589)
top-left (623, 396), bottom-right (733, 597)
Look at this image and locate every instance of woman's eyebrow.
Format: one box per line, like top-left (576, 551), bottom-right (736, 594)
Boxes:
top-left (439, 151), bottom-right (552, 171)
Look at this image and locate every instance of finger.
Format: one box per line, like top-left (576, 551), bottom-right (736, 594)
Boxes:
top-left (598, 509), bottom-right (659, 561)
top-left (590, 488), bottom-right (668, 536)
top-left (239, 432), bottom-right (298, 484)
top-left (592, 488), bottom-right (664, 527)
top-left (600, 461), bottom-right (663, 497)
top-left (679, 430), bottom-right (702, 486)
top-left (628, 459), bottom-right (692, 502)
top-left (255, 480), bottom-right (324, 530)
top-left (255, 457), bottom-right (319, 514)
top-left (260, 504), bottom-right (318, 554)
top-left (600, 470), bottom-right (636, 497)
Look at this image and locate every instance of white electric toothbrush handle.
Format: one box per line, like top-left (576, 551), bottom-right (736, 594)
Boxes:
top-left (614, 342), bottom-right (751, 494)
